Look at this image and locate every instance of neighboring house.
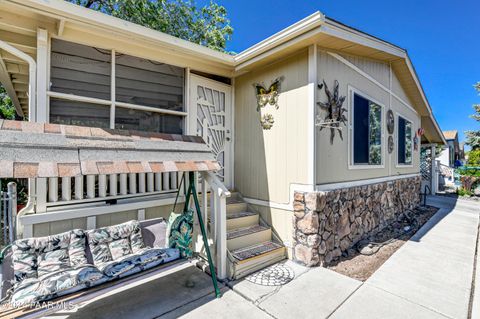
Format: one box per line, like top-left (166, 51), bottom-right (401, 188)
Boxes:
top-left (0, 0), bottom-right (445, 275)
top-left (438, 130), bottom-right (460, 168)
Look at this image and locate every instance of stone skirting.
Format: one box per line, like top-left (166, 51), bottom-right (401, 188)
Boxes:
top-left (292, 175), bottom-right (421, 266)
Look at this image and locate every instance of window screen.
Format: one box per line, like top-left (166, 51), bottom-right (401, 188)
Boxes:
top-left (398, 116), bottom-right (412, 165)
top-left (114, 107), bottom-right (183, 134)
top-left (50, 39), bottom-right (111, 100)
top-left (115, 54), bottom-right (184, 112)
top-left (50, 98), bottom-right (110, 128)
top-left (353, 93), bottom-right (382, 165)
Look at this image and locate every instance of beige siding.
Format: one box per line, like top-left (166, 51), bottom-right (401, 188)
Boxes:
top-left (234, 50), bottom-right (310, 204)
top-left (33, 217), bottom-right (87, 237)
top-left (316, 48), bottom-right (421, 184)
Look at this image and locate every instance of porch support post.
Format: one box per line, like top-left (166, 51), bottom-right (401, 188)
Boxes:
top-left (431, 144), bottom-right (438, 194)
top-left (185, 171), bottom-right (221, 298)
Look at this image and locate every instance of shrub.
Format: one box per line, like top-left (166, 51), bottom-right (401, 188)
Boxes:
top-left (468, 149), bottom-right (480, 166)
top-left (457, 187), bottom-right (473, 197)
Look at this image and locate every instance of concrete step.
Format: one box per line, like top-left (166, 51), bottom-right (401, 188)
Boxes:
top-left (227, 211), bottom-right (259, 230)
top-left (227, 225), bottom-right (271, 251)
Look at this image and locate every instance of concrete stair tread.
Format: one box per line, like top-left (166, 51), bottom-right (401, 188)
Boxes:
top-left (227, 225), bottom-right (269, 240)
top-left (231, 241), bottom-right (284, 262)
top-left (227, 211), bottom-right (258, 220)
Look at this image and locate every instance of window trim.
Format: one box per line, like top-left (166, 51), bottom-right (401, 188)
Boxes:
top-left (348, 86), bottom-right (385, 170)
top-left (396, 113), bottom-right (414, 168)
top-left (46, 38), bottom-right (188, 132)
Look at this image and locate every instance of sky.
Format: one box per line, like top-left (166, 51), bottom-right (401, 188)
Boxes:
top-left (201, 0), bottom-right (479, 149)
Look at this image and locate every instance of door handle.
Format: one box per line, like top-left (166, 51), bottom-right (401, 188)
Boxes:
top-left (226, 137), bottom-right (231, 141)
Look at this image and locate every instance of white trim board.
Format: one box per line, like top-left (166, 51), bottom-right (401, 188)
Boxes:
top-left (327, 51), bottom-right (418, 116)
top-left (315, 173), bottom-right (420, 191)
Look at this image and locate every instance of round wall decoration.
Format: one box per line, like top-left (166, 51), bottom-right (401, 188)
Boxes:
top-left (388, 135), bottom-right (394, 154)
top-left (387, 110), bottom-right (395, 135)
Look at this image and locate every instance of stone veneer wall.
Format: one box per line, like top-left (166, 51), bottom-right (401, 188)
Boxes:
top-left (293, 175), bottom-right (421, 266)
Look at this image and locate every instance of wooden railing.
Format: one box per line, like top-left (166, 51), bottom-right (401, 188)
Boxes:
top-left (44, 172), bottom-right (180, 208)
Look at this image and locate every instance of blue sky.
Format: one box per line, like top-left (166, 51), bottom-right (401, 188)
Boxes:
top-left (205, 0), bottom-right (479, 148)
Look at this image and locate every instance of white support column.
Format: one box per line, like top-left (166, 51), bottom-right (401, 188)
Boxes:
top-left (109, 174), bottom-right (117, 196)
top-left (74, 176), bottom-right (83, 200)
top-left (154, 173), bottom-right (162, 191)
top-left (171, 172), bottom-right (178, 189)
top-left (35, 178), bottom-right (48, 213)
top-left (61, 177), bottom-right (71, 201)
top-left (86, 216), bottom-right (96, 230)
top-left (129, 173), bottom-right (137, 194)
top-left (431, 144), bottom-right (438, 194)
top-left (36, 28), bottom-right (48, 123)
top-left (162, 172), bottom-right (170, 191)
top-left (119, 173), bottom-right (128, 195)
top-left (138, 173), bottom-right (146, 193)
top-left (216, 195), bottom-right (227, 280)
top-left (137, 209), bottom-right (145, 221)
top-left (307, 44), bottom-right (317, 191)
top-left (86, 175), bottom-right (95, 199)
top-left (110, 49), bottom-right (116, 129)
top-left (98, 174), bottom-right (107, 197)
top-left (48, 177), bottom-right (58, 203)
top-left (147, 173), bottom-right (154, 193)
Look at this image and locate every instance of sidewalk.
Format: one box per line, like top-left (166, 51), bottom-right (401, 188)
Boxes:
top-left (330, 195), bottom-right (480, 319)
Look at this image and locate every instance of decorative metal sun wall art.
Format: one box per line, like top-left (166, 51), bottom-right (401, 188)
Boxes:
top-left (388, 135), bottom-right (394, 154)
top-left (315, 80), bottom-right (348, 144)
top-left (387, 110), bottom-right (395, 135)
top-left (253, 77), bottom-right (284, 130)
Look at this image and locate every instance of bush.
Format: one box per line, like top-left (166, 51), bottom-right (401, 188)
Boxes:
top-left (468, 149), bottom-right (480, 166)
top-left (457, 187), bottom-right (473, 197)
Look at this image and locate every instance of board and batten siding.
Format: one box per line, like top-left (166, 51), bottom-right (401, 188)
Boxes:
top-left (316, 48), bottom-right (421, 185)
top-left (234, 50), bottom-right (310, 204)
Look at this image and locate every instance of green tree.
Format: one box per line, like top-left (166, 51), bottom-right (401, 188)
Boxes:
top-left (68, 0), bottom-right (233, 52)
top-left (465, 82), bottom-right (480, 150)
top-left (0, 84), bottom-right (16, 120)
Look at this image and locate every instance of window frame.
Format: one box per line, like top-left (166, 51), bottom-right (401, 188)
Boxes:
top-left (46, 37), bottom-right (188, 134)
top-left (348, 86), bottom-right (385, 170)
top-left (395, 113), bottom-right (414, 168)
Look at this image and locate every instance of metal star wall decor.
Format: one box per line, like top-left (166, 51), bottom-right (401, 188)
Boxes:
top-left (316, 80), bottom-right (348, 144)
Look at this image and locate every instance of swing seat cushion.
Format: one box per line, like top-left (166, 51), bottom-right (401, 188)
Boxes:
top-left (87, 220), bottom-right (180, 278)
top-left (10, 265), bottom-right (108, 306)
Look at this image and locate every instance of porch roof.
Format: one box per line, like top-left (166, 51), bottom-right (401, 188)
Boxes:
top-left (0, 120), bottom-right (219, 178)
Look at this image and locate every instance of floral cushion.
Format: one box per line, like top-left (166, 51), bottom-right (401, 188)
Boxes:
top-left (11, 229), bottom-right (87, 284)
top-left (86, 220), bottom-right (145, 266)
top-left (97, 247), bottom-right (180, 278)
top-left (167, 210), bottom-right (194, 258)
top-left (10, 265), bottom-right (108, 307)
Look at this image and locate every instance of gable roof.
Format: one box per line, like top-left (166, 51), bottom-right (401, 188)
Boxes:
top-left (0, 0), bottom-right (446, 145)
top-left (443, 130), bottom-right (458, 140)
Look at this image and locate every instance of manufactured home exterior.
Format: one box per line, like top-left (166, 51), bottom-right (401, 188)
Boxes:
top-left (0, 0), bottom-right (445, 275)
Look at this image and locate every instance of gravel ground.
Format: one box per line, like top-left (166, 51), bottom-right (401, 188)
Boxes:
top-left (327, 205), bottom-right (439, 281)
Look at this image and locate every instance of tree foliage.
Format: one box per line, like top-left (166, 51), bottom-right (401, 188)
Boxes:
top-left (0, 84), bottom-right (16, 120)
top-left (68, 0), bottom-right (233, 52)
top-left (465, 82), bottom-right (480, 150)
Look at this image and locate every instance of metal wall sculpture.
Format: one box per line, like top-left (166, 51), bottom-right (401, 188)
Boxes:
top-left (316, 80), bottom-right (347, 144)
top-left (253, 77), bottom-right (283, 130)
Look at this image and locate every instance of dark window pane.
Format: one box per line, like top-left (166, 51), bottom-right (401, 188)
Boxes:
top-left (115, 54), bottom-right (184, 112)
top-left (398, 116), bottom-right (412, 165)
top-left (353, 94), bottom-right (369, 164)
top-left (368, 102), bottom-right (382, 165)
top-left (50, 39), bottom-right (111, 100)
top-left (114, 107), bottom-right (183, 134)
top-left (50, 98), bottom-right (110, 128)
top-left (398, 117), bottom-right (406, 164)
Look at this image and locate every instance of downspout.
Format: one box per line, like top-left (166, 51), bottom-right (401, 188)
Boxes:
top-left (0, 39), bottom-right (37, 237)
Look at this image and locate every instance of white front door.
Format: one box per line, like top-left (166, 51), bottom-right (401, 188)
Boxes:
top-left (188, 74), bottom-right (233, 189)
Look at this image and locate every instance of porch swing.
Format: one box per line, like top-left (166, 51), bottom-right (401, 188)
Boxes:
top-left (0, 119), bottom-right (224, 317)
